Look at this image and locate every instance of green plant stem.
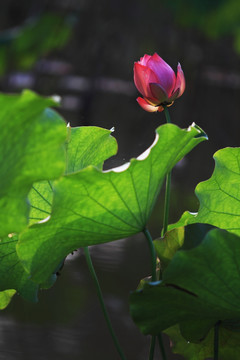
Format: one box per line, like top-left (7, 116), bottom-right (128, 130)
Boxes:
top-left (149, 335), bottom-right (156, 360)
top-left (163, 106), bottom-right (171, 124)
top-left (214, 322), bottom-right (220, 360)
top-left (162, 106), bottom-right (172, 236)
top-left (145, 105), bottom-right (170, 360)
top-left (143, 229), bottom-right (167, 360)
top-left (162, 172), bottom-right (171, 236)
top-left (158, 334), bottom-right (167, 360)
top-left (83, 247), bottom-right (127, 360)
top-left (143, 228), bottom-right (157, 282)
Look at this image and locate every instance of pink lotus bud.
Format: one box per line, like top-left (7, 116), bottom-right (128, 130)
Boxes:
top-left (134, 53), bottom-right (185, 112)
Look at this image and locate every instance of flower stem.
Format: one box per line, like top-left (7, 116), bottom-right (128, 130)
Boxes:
top-left (163, 106), bottom-right (171, 124)
top-left (162, 106), bottom-right (172, 236)
top-left (143, 229), bottom-right (167, 359)
top-left (83, 247), bottom-right (127, 360)
top-left (214, 322), bottom-right (220, 360)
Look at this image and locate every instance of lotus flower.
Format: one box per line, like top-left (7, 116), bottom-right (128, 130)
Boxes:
top-left (134, 53), bottom-right (185, 112)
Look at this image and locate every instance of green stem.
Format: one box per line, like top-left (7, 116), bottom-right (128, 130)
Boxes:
top-left (163, 106), bottom-right (171, 124)
top-left (83, 247), bottom-right (127, 360)
top-left (162, 106), bottom-right (172, 236)
top-left (158, 334), bottom-right (167, 360)
top-left (143, 228), bottom-right (157, 282)
top-left (149, 336), bottom-right (156, 360)
top-left (162, 172), bottom-right (171, 236)
top-left (143, 229), bottom-right (167, 360)
top-left (214, 322), bottom-right (220, 360)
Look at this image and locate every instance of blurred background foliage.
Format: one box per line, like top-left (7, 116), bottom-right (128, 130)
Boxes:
top-left (0, 13), bottom-right (73, 74)
top-left (0, 0), bottom-right (240, 359)
top-left (164, 0), bottom-right (240, 51)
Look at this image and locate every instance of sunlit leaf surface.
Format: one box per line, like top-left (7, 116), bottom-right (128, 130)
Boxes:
top-left (0, 289), bottom-right (16, 310)
top-left (0, 90), bottom-right (67, 304)
top-left (17, 123), bottom-right (207, 283)
top-left (170, 147), bottom-right (240, 235)
top-left (65, 126), bottom-right (117, 173)
top-left (0, 90), bottom-right (66, 237)
top-left (28, 126), bottom-right (117, 225)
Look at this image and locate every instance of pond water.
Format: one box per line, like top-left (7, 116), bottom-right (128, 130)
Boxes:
top-left (2, 236), bottom-right (183, 360)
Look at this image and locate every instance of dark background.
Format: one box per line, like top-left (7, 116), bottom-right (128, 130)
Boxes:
top-left (0, 0), bottom-right (240, 359)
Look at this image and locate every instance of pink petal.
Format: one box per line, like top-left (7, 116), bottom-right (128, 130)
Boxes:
top-left (174, 63), bottom-right (185, 98)
top-left (134, 63), bottom-right (159, 98)
top-left (147, 53), bottom-right (176, 96)
top-left (168, 88), bottom-right (180, 102)
top-left (136, 97), bottom-right (158, 112)
top-left (139, 54), bottom-right (151, 66)
top-left (149, 83), bottom-right (168, 104)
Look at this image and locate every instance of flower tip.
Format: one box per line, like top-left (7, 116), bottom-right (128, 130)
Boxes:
top-left (177, 62), bottom-right (183, 70)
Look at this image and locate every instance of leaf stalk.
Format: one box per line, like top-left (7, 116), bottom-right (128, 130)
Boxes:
top-left (143, 228), bottom-right (157, 282)
top-left (162, 106), bottom-right (172, 236)
top-left (143, 228), bottom-right (167, 360)
top-left (83, 247), bottom-right (127, 360)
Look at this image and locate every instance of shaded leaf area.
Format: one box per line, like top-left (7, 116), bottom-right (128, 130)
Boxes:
top-left (0, 290), bottom-right (16, 310)
top-left (0, 235), bottom-right (38, 302)
top-left (0, 13), bottom-right (73, 74)
top-left (18, 123), bottom-right (207, 283)
top-left (154, 227), bottom-right (184, 271)
top-left (181, 223), bottom-right (215, 250)
top-left (0, 90), bottom-right (67, 237)
top-left (170, 147), bottom-right (240, 236)
top-left (165, 324), bottom-right (240, 360)
top-left (154, 224), bottom-right (215, 273)
top-left (130, 229), bottom-right (240, 342)
top-left (28, 126), bottom-right (118, 225)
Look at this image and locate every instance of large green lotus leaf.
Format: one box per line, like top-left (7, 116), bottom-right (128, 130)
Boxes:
top-left (130, 229), bottom-right (240, 342)
top-left (28, 126), bottom-right (117, 225)
top-left (0, 90), bottom-right (66, 237)
top-left (165, 325), bottom-right (240, 360)
top-left (170, 147), bottom-right (240, 235)
top-left (23, 126), bottom-right (116, 297)
top-left (24, 126), bottom-right (116, 297)
top-left (0, 235), bottom-right (38, 301)
top-left (17, 123), bottom-right (207, 283)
